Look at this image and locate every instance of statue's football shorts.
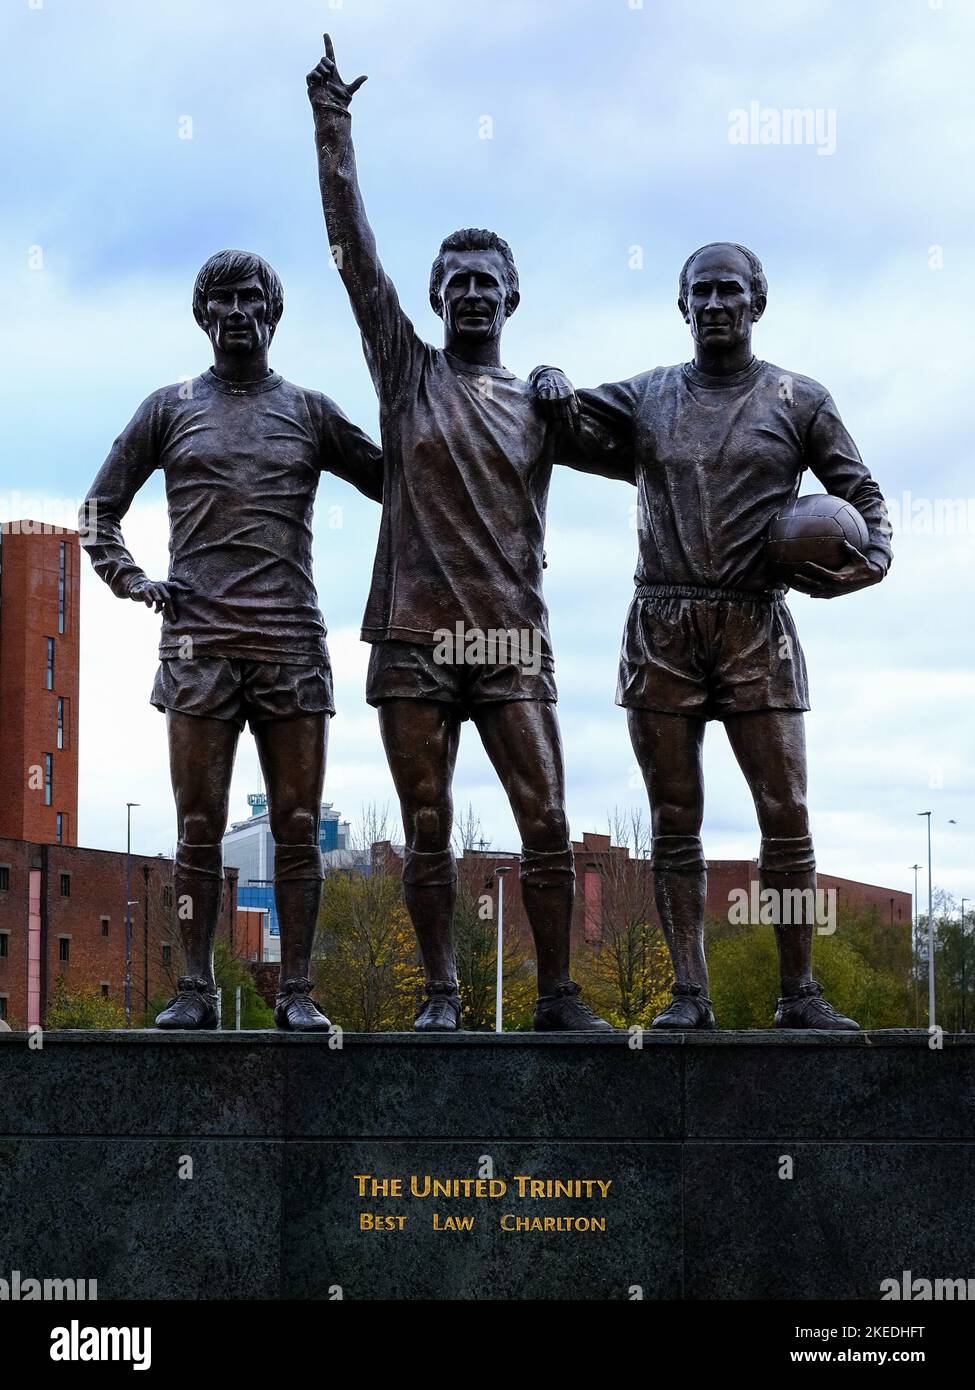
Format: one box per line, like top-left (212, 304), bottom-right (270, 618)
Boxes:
top-left (616, 585), bottom-right (810, 721)
top-left (150, 657), bottom-right (334, 730)
top-left (366, 640), bottom-right (557, 721)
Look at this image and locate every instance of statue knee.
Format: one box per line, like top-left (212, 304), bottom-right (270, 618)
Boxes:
top-left (521, 802), bottom-right (569, 852)
top-left (758, 791), bottom-right (809, 840)
top-left (651, 798), bottom-right (702, 840)
top-left (180, 811), bottom-right (225, 846)
top-left (270, 806), bottom-right (318, 846)
top-left (409, 803), bottom-right (449, 852)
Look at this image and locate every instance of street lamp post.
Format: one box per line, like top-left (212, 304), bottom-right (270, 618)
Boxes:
top-left (494, 866), bottom-right (511, 1034)
top-left (910, 863), bottom-right (920, 1028)
top-left (124, 802), bottom-right (139, 1026)
top-left (918, 812), bottom-right (933, 1031)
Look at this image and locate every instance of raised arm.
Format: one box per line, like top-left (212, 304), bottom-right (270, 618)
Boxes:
top-left (530, 365), bottom-right (637, 484)
top-left (791, 392), bottom-right (892, 599)
top-left (79, 394), bottom-right (186, 621)
top-left (307, 34), bottom-right (416, 400)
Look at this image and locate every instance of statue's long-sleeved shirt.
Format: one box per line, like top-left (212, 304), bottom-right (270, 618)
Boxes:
top-left (81, 368), bottom-right (383, 662)
top-left (557, 357), bottom-right (892, 591)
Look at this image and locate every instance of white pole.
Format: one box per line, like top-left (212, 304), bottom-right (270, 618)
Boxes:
top-left (911, 863), bottom-right (920, 1028)
top-left (216, 988), bottom-right (223, 1030)
top-left (235, 985), bottom-right (242, 1031)
top-left (920, 812), bottom-right (934, 1030)
top-left (495, 866), bottom-right (511, 1033)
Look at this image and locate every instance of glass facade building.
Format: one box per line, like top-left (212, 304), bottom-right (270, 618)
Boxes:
top-left (222, 796), bottom-right (351, 951)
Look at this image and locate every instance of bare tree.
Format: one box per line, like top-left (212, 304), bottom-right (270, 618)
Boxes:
top-left (453, 802), bottom-right (490, 857)
top-left (573, 807), bottom-right (670, 1026)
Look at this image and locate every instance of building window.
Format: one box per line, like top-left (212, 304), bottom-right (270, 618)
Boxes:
top-left (44, 753), bottom-right (53, 806)
top-left (0, 866), bottom-right (9, 892)
top-left (162, 885), bottom-right (173, 909)
top-left (58, 542), bottom-right (66, 635)
top-left (162, 943), bottom-right (172, 966)
top-left (0, 997), bottom-right (7, 1022)
top-left (56, 813), bottom-right (64, 844)
top-left (100, 983), bottom-right (109, 998)
top-left (0, 933), bottom-right (9, 959)
top-left (100, 917), bottom-right (110, 938)
top-left (60, 872), bottom-right (70, 897)
top-left (58, 936), bottom-right (70, 963)
top-left (57, 696), bottom-right (65, 749)
top-left (45, 637), bottom-right (55, 690)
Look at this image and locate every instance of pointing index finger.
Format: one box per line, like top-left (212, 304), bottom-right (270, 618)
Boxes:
top-left (323, 33), bottom-right (335, 63)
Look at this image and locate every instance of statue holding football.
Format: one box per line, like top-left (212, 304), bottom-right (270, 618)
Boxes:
top-left (532, 240), bottom-right (891, 1030)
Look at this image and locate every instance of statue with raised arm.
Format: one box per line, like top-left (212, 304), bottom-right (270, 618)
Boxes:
top-left (80, 249), bottom-right (382, 1030)
top-left (532, 242), bottom-right (892, 1030)
top-left (307, 35), bottom-right (610, 1031)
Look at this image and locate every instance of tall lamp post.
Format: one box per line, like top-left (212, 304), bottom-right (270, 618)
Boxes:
top-left (910, 863), bottom-right (921, 1028)
top-left (918, 812), bottom-right (934, 1030)
top-left (124, 802), bottom-right (139, 1026)
top-left (494, 865), bottom-right (511, 1034)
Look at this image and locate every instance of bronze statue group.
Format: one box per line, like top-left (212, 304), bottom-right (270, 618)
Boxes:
top-left (81, 37), bottom-right (892, 1034)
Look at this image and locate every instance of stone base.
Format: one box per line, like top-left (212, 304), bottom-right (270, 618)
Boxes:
top-left (1, 1030), bottom-right (972, 1300)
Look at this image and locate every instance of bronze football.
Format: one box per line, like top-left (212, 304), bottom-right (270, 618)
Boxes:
top-left (767, 493), bottom-right (869, 575)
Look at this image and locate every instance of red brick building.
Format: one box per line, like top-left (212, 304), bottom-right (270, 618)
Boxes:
top-left (374, 833), bottom-right (912, 957)
top-left (0, 523), bottom-right (80, 846)
top-left (0, 836), bottom-right (264, 1029)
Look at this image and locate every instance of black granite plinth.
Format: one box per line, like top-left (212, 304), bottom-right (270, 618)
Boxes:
top-left (1, 1031), bottom-right (972, 1300)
